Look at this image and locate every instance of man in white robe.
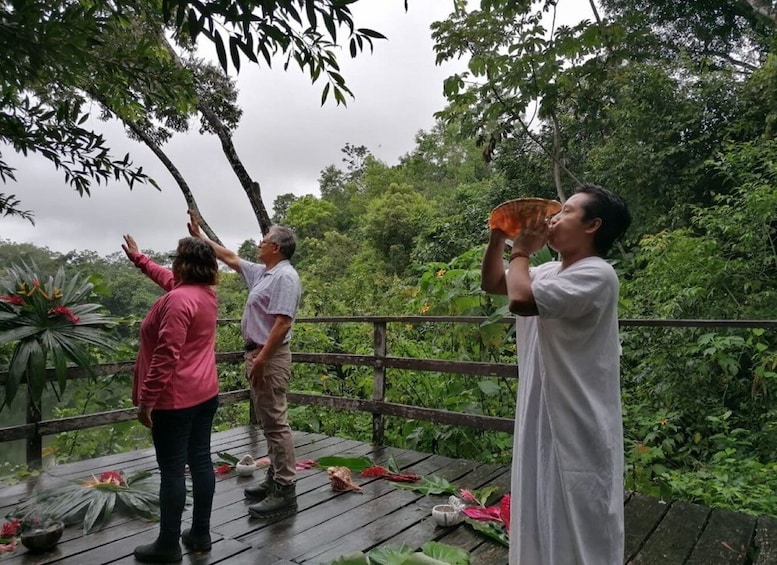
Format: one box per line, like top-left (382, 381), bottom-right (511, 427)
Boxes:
top-left (481, 184), bottom-right (631, 564)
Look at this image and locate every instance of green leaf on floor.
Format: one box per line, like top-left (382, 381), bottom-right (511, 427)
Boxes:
top-left (419, 542), bottom-right (470, 564)
top-left (391, 475), bottom-right (457, 496)
top-left (328, 542), bottom-right (470, 564)
top-left (316, 455), bottom-right (374, 471)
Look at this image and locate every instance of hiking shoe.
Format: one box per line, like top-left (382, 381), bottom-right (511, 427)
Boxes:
top-left (181, 528), bottom-right (212, 552)
top-left (134, 540), bottom-right (182, 563)
top-left (244, 467), bottom-right (274, 500)
top-left (248, 481), bottom-right (298, 519)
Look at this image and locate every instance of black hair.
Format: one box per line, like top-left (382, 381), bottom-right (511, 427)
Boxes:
top-left (575, 183), bottom-right (631, 256)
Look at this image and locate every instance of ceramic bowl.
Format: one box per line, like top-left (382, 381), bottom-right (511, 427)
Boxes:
top-left (431, 504), bottom-right (464, 527)
top-left (20, 521), bottom-right (64, 553)
top-left (235, 462), bottom-right (257, 476)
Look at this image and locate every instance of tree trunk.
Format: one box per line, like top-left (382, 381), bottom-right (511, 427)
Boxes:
top-left (195, 100), bottom-right (273, 235)
top-left (88, 90), bottom-right (223, 244)
top-left (162, 36), bottom-right (273, 236)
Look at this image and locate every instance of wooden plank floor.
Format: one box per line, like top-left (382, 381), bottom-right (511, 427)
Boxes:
top-left (0, 427), bottom-right (774, 564)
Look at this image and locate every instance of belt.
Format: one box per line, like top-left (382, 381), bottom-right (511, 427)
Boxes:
top-left (244, 341), bottom-right (264, 352)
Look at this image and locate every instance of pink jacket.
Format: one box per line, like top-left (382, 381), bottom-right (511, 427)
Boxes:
top-left (130, 253), bottom-right (219, 409)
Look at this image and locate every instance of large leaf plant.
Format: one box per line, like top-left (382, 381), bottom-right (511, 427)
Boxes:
top-left (0, 262), bottom-right (116, 411)
top-left (10, 470), bottom-right (160, 534)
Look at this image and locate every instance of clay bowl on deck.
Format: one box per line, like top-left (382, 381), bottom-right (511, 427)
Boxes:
top-left (20, 521), bottom-right (65, 553)
top-left (431, 504), bottom-right (464, 527)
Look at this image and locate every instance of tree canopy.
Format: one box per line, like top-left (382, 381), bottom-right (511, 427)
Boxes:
top-left (1, 0), bottom-right (388, 223)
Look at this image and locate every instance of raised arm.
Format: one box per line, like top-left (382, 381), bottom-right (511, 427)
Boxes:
top-left (122, 234), bottom-right (174, 291)
top-left (505, 214), bottom-right (549, 317)
top-left (187, 210), bottom-right (243, 273)
top-left (481, 229), bottom-right (509, 295)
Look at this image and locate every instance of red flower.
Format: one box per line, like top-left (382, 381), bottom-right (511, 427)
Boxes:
top-left (360, 466), bottom-right (421, 482)
top-left (361, 466), bottom-right (392, 478)
top-left (0, 295), bottom-right (24, 306)
top-left (462, 504), bottom-right (502, 522)
top-left (0, 519), bottom-right (20, 538)
top-left (98, 470), bottom-right (125, 486)
top-left (462, 493), bottom-right (511, 529)
top-left (49, 305), bottom-right (80, 324)
top-left (500, 493), bottom-right (511, 533)
top-left (215, 464), bottom-right (233, 476)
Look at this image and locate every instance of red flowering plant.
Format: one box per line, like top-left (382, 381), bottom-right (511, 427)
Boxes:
top-left (457, 487), bottom-right (511, 546)
top-left (0, 262), bottom-right (116, 411)
top-left (0, 518), bottom-right (21, 553)
top-left (10, 469), bottom-right (159, 534)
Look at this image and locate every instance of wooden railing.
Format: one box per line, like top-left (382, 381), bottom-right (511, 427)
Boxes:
top-left (2, 316), bottom-right (776, 468)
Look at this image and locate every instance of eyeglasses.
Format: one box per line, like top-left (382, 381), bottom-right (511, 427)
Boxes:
top-left (259, 239), bottom-right (276, 247)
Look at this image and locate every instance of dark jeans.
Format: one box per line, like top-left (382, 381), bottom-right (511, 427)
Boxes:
top-left (151, 395), bottom-right (219, 546)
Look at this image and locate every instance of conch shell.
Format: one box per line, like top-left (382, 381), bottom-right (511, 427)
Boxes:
top-left (488, 198), bottom-right (562, 238)
top-left (327, 466), bottom-right (363, 493)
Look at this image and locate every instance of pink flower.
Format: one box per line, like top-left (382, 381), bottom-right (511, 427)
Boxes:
top-left (462, 493), bottom-right (511, 531)
top-left (0, 541), bottom-right (16, 552)
top-left (459, 488), bottom-right (478, 503)
top-left (0, 295), bottom-right (24, 306)
top-left (462, 504), bottom-right (502, 522)
top-left (295, 459), bottom-right (317, 470)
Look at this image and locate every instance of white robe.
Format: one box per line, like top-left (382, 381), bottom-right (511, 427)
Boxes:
top-left (509, 257), bottom-right (624, 565)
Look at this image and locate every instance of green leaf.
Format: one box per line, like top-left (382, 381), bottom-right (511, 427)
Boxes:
top-left (420, 542), bottom-right (470, 564)
top-left (366, 544), bottom-right (414, 565)
top-left (316, 456), bottom-right (373, 471)
top-left (392, 475), bottom-right (456, 496)
top-left (328, 552), bottom-right (370, 564)
top-left (477, 379), bottom-right (500, 396)
top-left (464, 519), bottom-right (509, 547)
top-left (215, 451), bottom-right (239, 464)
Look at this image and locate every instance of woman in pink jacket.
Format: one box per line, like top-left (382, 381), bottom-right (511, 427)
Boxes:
top-left (122, 235), bottom-right (219, 563)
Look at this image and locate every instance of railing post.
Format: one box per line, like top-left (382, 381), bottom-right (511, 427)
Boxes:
top-left (372, 321), bottom-right (387, 446)
top-left (26, 391), bottom-right (42, 469)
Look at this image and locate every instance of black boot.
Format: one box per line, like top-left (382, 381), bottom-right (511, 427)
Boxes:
top-left (133, 540), bottom-right (182, 563)
top-left (244, 467), bottom-right (274, 500)
top-left (181, 528), bottom-right (212, 552)
top-left (248, 481), bottom-right (297, 519)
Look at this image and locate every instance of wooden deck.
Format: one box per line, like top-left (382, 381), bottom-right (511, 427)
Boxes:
top-left (1, 427), bottom-right (776, 564)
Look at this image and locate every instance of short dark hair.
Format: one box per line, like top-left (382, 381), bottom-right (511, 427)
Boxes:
top-left (266, 225), bottom-right (297, 260)
top-left (575, 183), bottom-right (631, 256)
top-left (175, 237), bottom-right (219, 285)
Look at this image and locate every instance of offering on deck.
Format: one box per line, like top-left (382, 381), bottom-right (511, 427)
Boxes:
top-left (327, 466), bottom-right (363, 493)
top-left (488, 197), bottom-right (562, 238)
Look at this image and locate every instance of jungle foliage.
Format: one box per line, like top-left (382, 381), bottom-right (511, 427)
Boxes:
top-left (3, 0), bottom-right (777, 518)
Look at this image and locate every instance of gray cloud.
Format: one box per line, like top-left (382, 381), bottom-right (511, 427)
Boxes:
top-left (2, 3), bottom-right (460, 256)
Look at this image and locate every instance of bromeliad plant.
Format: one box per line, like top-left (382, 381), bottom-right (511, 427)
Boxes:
top-left (0, 262), bottom-right (116, 411)
top-left (10, 470), bottom-right (160, 534)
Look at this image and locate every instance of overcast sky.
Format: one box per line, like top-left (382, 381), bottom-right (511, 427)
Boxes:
top-left (2, 2), bottom-right (591, 258)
